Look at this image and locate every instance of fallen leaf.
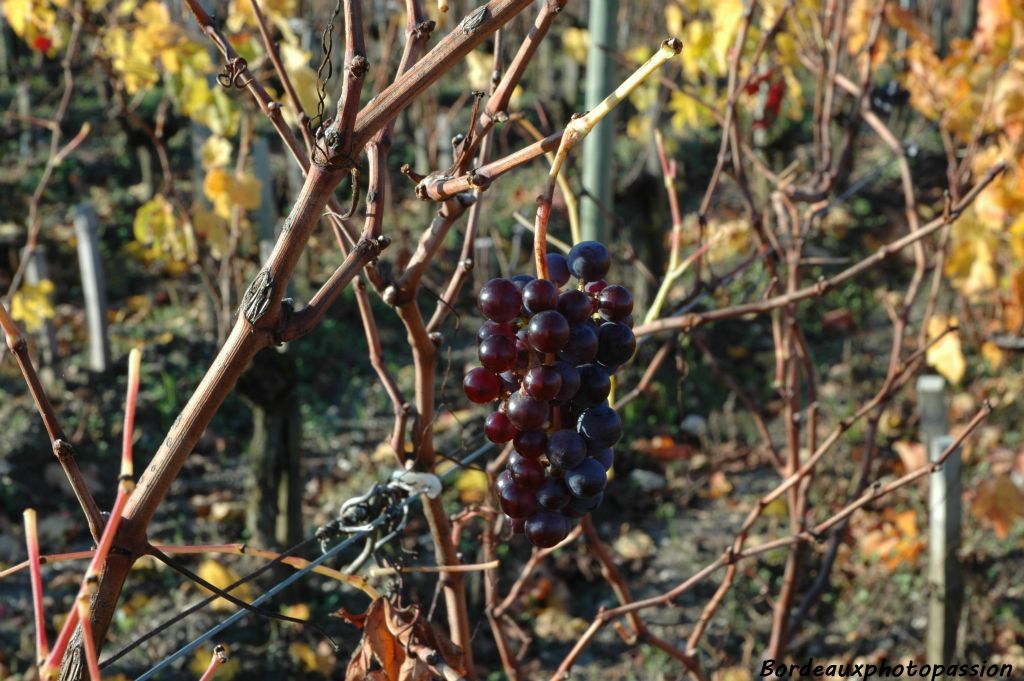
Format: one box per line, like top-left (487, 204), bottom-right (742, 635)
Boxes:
top-left (197, 560), bottom-right (253, 612)
top-left (926, 316), bottom-right (966, 385)
top-left (892, 440), bottom-right (926, 471)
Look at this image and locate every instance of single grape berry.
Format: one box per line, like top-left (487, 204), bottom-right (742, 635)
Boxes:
top-left (527, 310), bottom-right (571, 353)
top-left (478, 335), bottom-right (517, 373)
top-left (506, 391), bottom-right (549, 430)
top-left (536, 477), bottom-right (572, 510)
top-left (523, 279), bottom-right (559, 314)
top-left (525, 510), bottom-right (570, 548)
top-left (510, 274), bottom-right (535, 291)
top-left (557, 290), bottom-right (593, 325)
top-left (464, 367), bottom-right (501, 404)
top-left (507, 515), bottom-right (526, 533)
top-left (567, 241), bottom-right (611, 282)
top-left (552, 361), bottom-right (581, 403)
top-left (565, 457), bottom-right (608, 498)
top-left (577, 403), bottom-right (623, 448)
top-left (478, 320), bottom-right (516, 343)
top-left (514, 429), bottom-right (548, 458)
top-left (575, 363), bottom-right (611, 407)
top-left (546, 253), bottom-right (572, 288)
top-left (562, 492), bottom-right (603, 518)
top-left (496, 469), bottom-right (514, 493)
top-left (484, 411), bottom-right (517, 443)
top-left (547, 429), bottom-right (588, 470)
top-left (596, 322), bottom-right (636, 368)
top-left (557, 322), bottom-right (598, 365)
top-left (514, 337), bottom-right (532, 370)
top-left (509, 451), bottom-right (545, 488)
top-left (590, 447), bottom-right (615, 470)
top-left (478, 278), bottom-right (522, 323)
top-left (598, 285), bottom-right (633, 321)
top-left (523, 365), bottom-right (563, 401)
top-left (499, 371), bottom-right (521, 394)
top-left (584, 279), bottom-right (608, 296)
top-left (498, 481), bottom-right (540, 518)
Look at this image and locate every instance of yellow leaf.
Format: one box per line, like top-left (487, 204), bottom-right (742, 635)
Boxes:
top-left (192, 204), bottom-right (230, 259)
top-left (288, 642), bottom-right (333, 675)
top-left (282, 602), bottom-right (310, 620)
top-left (712, 0), bottom-right (743, 73)
top-left (10, 279), bottom-right (56, 332)
top-left (665, 3), bottom-right (685, 37)
top-left (455, 469), bottom-right (489, 504)
top-left (200, 136), bottom-right (233, 171)
top-left (278, 42), bottom-right (319, 116)
top-left (196, 559), bottom-right (253, 612)
top-left (981, 341), bottom-right (1005, 369)
top-left (561, 27), bottom-right (589, 63)
top-left (926, 315), bottom-right (966, 385)
top-left (133, 194), bottom-right (197, 264)
top-left (464, 49), bottom-right (492, 91)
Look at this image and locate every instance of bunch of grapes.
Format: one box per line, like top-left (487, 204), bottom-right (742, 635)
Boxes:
top-left (463, 241), bottom-right (636, 548)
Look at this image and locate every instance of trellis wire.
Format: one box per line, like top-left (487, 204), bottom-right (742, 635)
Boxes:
top-left (133, 440), bottom-right (494, 680)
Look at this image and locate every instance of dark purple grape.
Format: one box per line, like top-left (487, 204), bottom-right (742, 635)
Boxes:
top-left (499, 371), bottom-right (521, 394)
top-left (598, 285), bottom-right (633, 321)
top-left (514, 429), bottom-right (547, 459)
top-left (514, 338), bottom-right (532, 370)
top-left (584, 279), bottom-right (608, 296)
top-left (567, 241), bottom-right (611, 282)
top-left (547, 429), bottom-right (587, 470)
top-left (536, 477), bottom-right (572, 510)
top-left (523, 365), bottom-right (563, 401)
top-left (562, 492), bottom-right (603, 518)
top-left (596, 322), bottom-right (636, 368)
top-left (577, 404), bottom-right (622, 448)
top-left (498, 481), bottom-right (539, 518)
top-left (478, 320), bottom-right (516, 343)
top-left (565, 457), bottom-right (607, 498)
top-left (552, 361), bottom-right (581, 403)
top-left (590, 447), bottom-right (615, 470)
top-left (546, 253), bottom-right (572, 288)
top-left (510, 274), bottom-right (535, 291)
top-left (506, 391), bottom-right (548, 430)
top-left (621, 314), bottom-right (634, 329)
top-left (527, 310), bottom-right (570, 353)
top-left (478, 278), bottom-right (522, 323)
top-left (576, 364), bottom-right (611, 407)
top-left (479, 335), bottom-right (517, 373)
top-left (523, 279), bottom-right (559, 314)
top-left (496, 469), bottom-right (514, 493)
top-left (557, 290), bottom-right (593, 325)
top-left (464, 367), bottom-right (501, 403)
top-left (507, 515), bottom-right (526, 533)
top-left (509, 451), bottom-right (545, 488)
top-left (485, 411), bottom-right (517, 443)
top-left (525, 510), bottom-right (570, 547)
top-left (557, 322), bottom-right (598, 365)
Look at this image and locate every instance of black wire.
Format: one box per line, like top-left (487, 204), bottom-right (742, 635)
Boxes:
top-left (98, 536), bottom-right (319, 670)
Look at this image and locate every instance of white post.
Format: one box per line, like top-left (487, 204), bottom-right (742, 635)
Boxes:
top-left (917, 375), bottom-right (961, 665)
top-left (73, 204), bottom-right (111, 372)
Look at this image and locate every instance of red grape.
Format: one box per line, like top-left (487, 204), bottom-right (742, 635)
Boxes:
top-left (507, 515), bottom-right (526, 533)
top-left (523, 278), bottom-right (559, 314)
top-left (523, 365), bottom-right (563, 401)
top-left (557, 290), bottom-right (592, 324)
top-left (584, 279), bottom-right (608, 296)
top-left (513, 429), bottom-right (547, 458)
top-left (478, 278), bottom-right (522, 323)
top-left (478, 320), bottom-right (516, 343)
top-left (498, 481), bottom-right (539, 518)
top-left (552, 361), bottom-right (581, 403)
top-left (479, 335), bottom-right (517, 372)
top-left (598, 285), bottom-right (633, 321)
top-left (507, 391), bottom-right (548, 430)
top-left (485, 410), bottom-right (517, 443)
top-left (510, 274), bottom-right (535, 291)
top-left (509, 451), bottom-right (545, 488)
top-left (527, 310), bottom-right (570, 353)
top-left (463, 367), bottom-right (501, 403)
top-left (525, 510), bottom-right (570, 547)
top-left (562, 492), bottom-right (603, 518)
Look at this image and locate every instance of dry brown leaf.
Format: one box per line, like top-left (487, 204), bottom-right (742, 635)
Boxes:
top-left (972, 474), bottom-right (1024, 538)
top-left (892, 440), bottom-right (926, 471)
